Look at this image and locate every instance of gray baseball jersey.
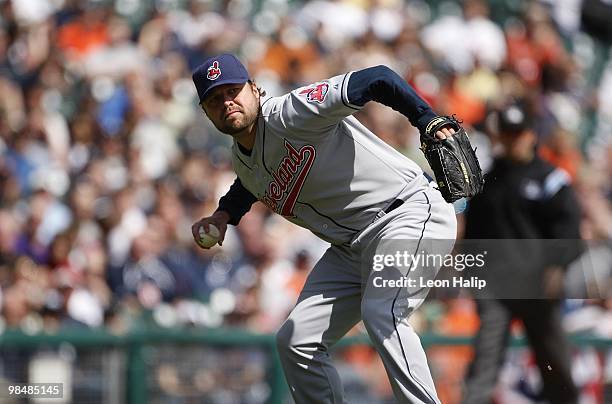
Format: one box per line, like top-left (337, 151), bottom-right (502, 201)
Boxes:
top-left (191, 55), bottom-right (457, 403)
top-left (232, 72), bottom-right (427, 245)
top-left (225, 69), bottom-right (456, 404)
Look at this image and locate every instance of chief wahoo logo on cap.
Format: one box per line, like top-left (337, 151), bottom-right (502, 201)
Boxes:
top-left (207, 61), bottom-right (221, 80)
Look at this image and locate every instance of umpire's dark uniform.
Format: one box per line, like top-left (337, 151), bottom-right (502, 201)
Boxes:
top-left (462, 104), bottom-right (582, 404)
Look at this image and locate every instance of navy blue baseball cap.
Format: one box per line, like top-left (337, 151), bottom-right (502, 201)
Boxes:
top-left (192, 54), bottom-right (250, 103)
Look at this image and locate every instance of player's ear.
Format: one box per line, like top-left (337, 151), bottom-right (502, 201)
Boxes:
top-left (248, 80), bottom-right (259, 99)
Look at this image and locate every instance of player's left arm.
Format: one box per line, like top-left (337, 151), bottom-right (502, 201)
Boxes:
top-left (347, 65), bottom-right (454, 139)
top-left (348, 65), bottom-right (484, 202)
top-left (276, 65), bottom-right (452, 138)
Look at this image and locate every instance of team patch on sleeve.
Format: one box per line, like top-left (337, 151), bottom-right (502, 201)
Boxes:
top-left (299, 82), bottom-right (329, 103)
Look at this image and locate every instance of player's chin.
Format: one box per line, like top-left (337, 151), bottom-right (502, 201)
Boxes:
top-left (220, 121), bottom-right (248, 135)
top-left (223, 114), bottom-right (242, 126)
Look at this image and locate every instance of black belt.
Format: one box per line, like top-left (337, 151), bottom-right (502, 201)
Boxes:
top-left (383, 173), bottom-right (433, 213)
top-left (372, 198), bottom-right (407, 224)
top-left (377, 172), bottom-right (431, 219)
top-left (384, 198), bottom-right (404, 214)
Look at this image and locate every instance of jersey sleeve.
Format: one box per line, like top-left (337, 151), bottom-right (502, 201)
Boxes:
top-left (265, 73), bottom-right (361, 136)
top-left (264, 66), bottom-right (439, 138)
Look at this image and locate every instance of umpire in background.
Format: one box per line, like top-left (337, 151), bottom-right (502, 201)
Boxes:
top-left (462, 101), bottom-right (582, 404)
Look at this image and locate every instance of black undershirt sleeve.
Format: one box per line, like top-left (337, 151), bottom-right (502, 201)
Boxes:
top-left (216, 177), bottom-right (258, 225)
top-left (346, 65), bottom-right (438, 134)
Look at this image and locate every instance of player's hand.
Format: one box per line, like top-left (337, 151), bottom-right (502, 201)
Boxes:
top-left (191, 211), bottom-right (230, 248)
top-left (420, 115), bottom-right (484, 202)
top-left (435, 125), bottom-right (456, 140)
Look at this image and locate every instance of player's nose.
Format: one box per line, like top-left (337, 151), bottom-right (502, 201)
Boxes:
top-left (222, 98), bottom-right (236, 109)
top-left (223, 91), bottom-right (237, 104)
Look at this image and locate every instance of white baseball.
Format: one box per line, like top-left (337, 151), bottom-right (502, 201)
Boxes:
top-left (198, 224), bottom-right (220, 248)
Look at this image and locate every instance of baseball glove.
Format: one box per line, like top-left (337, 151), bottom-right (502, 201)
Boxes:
top-left (420, 116), bottom-right (484, 203)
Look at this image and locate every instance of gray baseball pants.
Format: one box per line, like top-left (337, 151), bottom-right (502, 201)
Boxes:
top-left (276, 187), bottom-right (456, 403)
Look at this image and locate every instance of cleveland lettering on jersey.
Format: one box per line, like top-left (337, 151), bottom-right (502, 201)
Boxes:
top-left (261, 140), bottom-right (316, 216)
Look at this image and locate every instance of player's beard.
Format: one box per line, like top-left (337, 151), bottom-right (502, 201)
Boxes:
top-left (217, 105), bottom-right (259, 136)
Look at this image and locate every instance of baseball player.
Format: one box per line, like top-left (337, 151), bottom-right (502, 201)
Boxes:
top-left (191, 54), bottom-right (459, 403)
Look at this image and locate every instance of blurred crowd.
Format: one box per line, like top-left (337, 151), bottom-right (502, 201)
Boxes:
top-left (0, 0), bottom-right (610, 363)
top-left (1, 0), bottom-right (611, 402)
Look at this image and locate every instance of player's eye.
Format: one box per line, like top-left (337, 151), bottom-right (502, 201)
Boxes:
top-left (207, 95), bottom-right (222, 108)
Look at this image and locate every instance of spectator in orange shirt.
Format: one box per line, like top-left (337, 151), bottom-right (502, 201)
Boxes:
top-left (539, 127), bottom-right (582, 182)
top-left (57, 5), bottom-right (110, 59)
